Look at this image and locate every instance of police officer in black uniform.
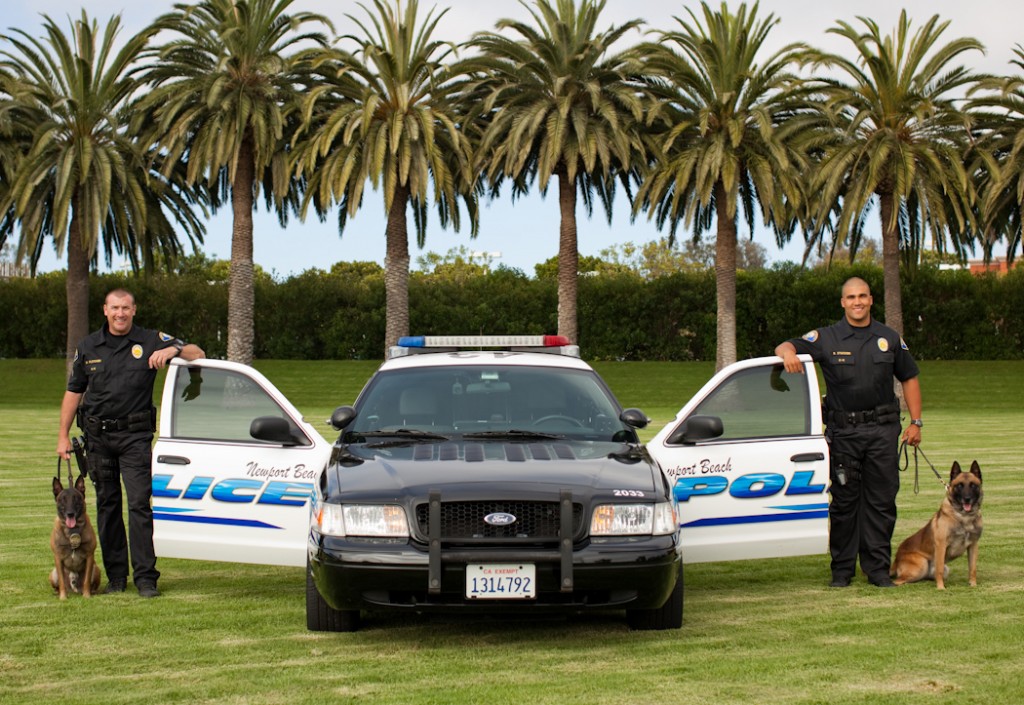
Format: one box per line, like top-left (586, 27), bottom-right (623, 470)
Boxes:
top-left (775, 277), bottom-right (922, 588)
top-left (57, 288), bottom-right (205, 597)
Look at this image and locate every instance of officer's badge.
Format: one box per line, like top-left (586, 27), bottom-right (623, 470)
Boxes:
top-left (900, 337), bottom-right (910, 351)
top-left (132, 344), bottom-right (143, 359)
top-left (159, 332), bottom-right (174, 342)
top-left (802, 330), bottom-right (819, 343)
top-left (877, 338), bottom-right (889, 352)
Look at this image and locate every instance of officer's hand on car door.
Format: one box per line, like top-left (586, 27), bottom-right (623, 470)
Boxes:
top-left (148, 347), bottom-right (179, 369)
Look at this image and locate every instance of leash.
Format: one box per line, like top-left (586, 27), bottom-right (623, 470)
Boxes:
top-left (899, 441), bottom-right (948, 495)
top-left (57, 455), bottom-right (73, 487)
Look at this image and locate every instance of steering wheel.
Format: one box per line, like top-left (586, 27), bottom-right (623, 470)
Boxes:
top-left (531, 415), bottom-right (584, 427)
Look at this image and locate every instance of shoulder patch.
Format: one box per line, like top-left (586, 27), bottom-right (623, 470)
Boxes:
top-left (877, 338), bottom-right (889, 352)
top-left (900, 337), bottom-right (909, 351)
top-left (802, 330), bottom-right (819, 343)
top-left (159, 332), bottom-right (174, 342)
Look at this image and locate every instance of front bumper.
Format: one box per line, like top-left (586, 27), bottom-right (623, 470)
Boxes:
top-left (308, 533), bottom-right (681, 613)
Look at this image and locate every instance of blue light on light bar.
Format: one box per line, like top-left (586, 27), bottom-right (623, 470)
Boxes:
top-left (397, 335), bottom-right (570, 348)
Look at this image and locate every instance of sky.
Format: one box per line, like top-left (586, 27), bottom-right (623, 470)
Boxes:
top-left (5, 0), bottom-right (1021, 278)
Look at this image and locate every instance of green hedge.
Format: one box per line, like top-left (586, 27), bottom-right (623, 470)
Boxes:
top-left (2, 264), bottom-right (1022, 361)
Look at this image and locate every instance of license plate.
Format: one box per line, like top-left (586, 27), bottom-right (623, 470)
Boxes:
top-left (465, 564), bottom-right (536, 599)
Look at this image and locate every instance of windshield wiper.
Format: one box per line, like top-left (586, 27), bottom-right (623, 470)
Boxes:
top-left (348, 428), bottom-right (451, 442)
top-left (462, 429), bottom-right (564, 441)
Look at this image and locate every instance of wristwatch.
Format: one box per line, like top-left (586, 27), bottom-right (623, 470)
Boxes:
top-left (910, 419), bottom-right (923, 428)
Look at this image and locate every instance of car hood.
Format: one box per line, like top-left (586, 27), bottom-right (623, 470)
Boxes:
top-left (328, 439), bottom-right (660, 501)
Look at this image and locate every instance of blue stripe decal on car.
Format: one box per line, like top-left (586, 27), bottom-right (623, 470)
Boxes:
top-left (151, 506), bottom-right (197, 514)
top-left (682, 509), bottom-right (829, 528)
top-left (153, 512), bottom-right (282, 530)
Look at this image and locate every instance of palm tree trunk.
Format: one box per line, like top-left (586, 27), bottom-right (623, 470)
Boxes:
top-left (384, 184), bottom-right (411, 352)
top-left (879, 190), bottom-right (907, 409)
top-left (878, 191), bottom-right (904, 336)
top-left (65, 201), bottom-right (90, 379)
top-left (227, 137), bottom-right (256, 365)
top-left (714, 181), bottom-right (737, 371)
top-left (557, 168), bottom-right (579, 344)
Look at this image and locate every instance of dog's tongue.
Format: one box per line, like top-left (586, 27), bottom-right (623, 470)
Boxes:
top-left (962, 502), bottom-right (973, 513)
top-left (66, 515), bottom-right (77, 529)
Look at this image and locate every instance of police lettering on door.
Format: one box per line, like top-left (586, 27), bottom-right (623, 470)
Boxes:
top-left (664, 456), bottom-right (826, 502)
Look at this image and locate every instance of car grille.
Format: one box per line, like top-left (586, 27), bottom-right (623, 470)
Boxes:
top-left (414, 501), bottom-right (584, 540)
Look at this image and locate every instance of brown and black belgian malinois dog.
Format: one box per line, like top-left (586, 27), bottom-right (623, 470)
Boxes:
top-left (50, 472), bottom-right (101, 599)
top-left (891, 460), bottom-right (983, 589)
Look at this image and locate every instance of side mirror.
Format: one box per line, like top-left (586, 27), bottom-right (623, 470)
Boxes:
top-left (330, 405), bottom-right (358, 431)
top-left (619, 408), bottom-right (649, 430)
top-left (250, 416), bottom-right (305, 446)
top-left (666, 415), bottom-right (724, 445)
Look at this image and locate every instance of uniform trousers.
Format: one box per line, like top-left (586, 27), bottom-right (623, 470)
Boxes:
top-left (87, 429), bottom-right (160, 585)
top-left (827, 420), bottom-right (901, 581)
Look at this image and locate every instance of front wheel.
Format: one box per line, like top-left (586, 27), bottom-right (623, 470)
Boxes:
top-left (626, 563), bottom-right (683, 631)
top-left (306, 565), bottom-right (360, 632)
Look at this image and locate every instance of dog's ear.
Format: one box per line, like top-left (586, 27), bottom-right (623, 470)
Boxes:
top-left (949, 461), bottom-right (962, 482)
top-left (75, 474), bottom-right (87, 495)
top-left (969, 460), bottom-right (982, 481)
top-left (53, 477), bottom-right (63, 498)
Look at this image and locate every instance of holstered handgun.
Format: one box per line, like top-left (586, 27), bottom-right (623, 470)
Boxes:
top-left (70, 436), bottom-right (88, 479)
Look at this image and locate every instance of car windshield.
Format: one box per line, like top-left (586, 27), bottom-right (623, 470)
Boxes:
top-left (349, 364), bottom-right (630, 442)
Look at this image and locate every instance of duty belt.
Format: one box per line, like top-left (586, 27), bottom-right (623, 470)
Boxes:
top-left (83, 408), bottom-right (154, 434)
top-left (827, 403), bottom-right (899, 428)
top-left (86, 416), bottom-right (131, 432)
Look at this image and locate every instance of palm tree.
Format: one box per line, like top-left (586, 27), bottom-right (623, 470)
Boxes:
top-left (296, 0), bottom-right (478, 351)
top-left (139, 0), bottom-right (332, 365)
top-left (462, 0), bottom-right (646, 344)
top-left (0, 12), bottom-right (206, 367)
top-left (0, 67), bottom-right (27, 250)
top-left (802, 11), bottom-right (984, 336)
top-left (633, 2), bottom-right (808, 370)
top-left (970, 44), bottom-right (1024, 264)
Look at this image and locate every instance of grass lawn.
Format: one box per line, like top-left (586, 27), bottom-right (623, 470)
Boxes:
top-left (1, 359), bottom-right (1022, 705)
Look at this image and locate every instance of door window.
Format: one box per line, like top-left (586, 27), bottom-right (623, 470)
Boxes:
top-left (690, 364), bottom-right (811, 440)
top-left (171, 366), bottom-right (310, 445)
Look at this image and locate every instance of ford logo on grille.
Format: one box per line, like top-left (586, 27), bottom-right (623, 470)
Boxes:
top-left (484, 512), bottom-right (517, 526)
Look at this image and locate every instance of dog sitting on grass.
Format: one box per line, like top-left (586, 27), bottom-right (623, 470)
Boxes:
top-left (50, 474), bottom-right (101, 599)
top-left (891, 461), bottom-right (983, 589)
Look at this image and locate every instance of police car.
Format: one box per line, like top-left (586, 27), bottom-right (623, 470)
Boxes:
top-left (152, 336), bottom-right (828, 631)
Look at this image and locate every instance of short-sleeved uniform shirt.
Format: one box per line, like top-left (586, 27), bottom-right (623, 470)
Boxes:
top-left (788, 318), bottom-right (919, 413)
top-left (67, 325), bottom-right (183, 420)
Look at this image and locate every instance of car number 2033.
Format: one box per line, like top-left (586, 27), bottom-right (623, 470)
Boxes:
top-left (466, 564), bottom-right (536, 599)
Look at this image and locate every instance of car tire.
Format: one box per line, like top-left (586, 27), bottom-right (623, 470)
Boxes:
top-left (626, 563), bottom-right (683, 631)
top-left (306, 566), bottom-right (360, 632)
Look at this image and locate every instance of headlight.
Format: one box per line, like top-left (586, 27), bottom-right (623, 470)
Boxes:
top-left (314, 504), bottom-right (409, 537)
top-left (590, 502), bottom-right (677, 536)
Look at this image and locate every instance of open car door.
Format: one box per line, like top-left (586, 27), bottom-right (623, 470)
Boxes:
top-left (152, 359), bottom-right (331, 567)
top-left (647, 355), bottom-right (829, 563)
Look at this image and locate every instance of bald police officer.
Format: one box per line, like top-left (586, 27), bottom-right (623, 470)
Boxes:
top-left (775, 277), bottom-right (922, 588)
top-left (57, 289), bottom-right (205, 597)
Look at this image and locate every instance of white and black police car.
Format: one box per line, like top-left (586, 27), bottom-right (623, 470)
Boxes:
top-left (152, 336), bottom-right (828, 631)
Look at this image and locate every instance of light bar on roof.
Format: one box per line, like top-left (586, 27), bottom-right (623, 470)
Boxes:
top-left (398, 335), bottom-right (570, 348)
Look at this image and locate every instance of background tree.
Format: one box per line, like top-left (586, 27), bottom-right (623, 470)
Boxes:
top-left (297, 0), bottom-right (478, 351)
top-left (140, 0), bottom-right (331, 364)
top-left (634, 1), bottom-right (808, 370)
top-left (970, 44), bottom-right (1024, 265)
top-left (802, 11), bottom-right (984, 335)
top-left (463, 0), bottom-right (646, 345)
top-left (0, 12), bottom-right (205, 369)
